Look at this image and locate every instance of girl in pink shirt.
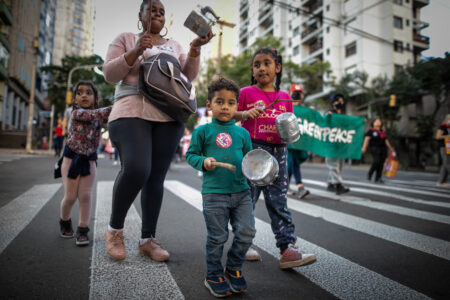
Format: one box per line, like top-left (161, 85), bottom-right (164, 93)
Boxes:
top-left (235, 48), bottom-right (317, 269)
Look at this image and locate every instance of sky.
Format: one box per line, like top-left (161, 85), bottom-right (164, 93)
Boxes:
top-left (93, 0), bottom-right (450, 60)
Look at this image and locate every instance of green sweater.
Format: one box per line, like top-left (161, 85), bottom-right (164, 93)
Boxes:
top-left (186, 118), bottom-right (252, 194)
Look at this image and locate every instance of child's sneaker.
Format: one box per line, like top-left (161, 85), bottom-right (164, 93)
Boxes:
top-left (204, 276), bottom-right (232, 298)
top-left (59, 219), bottom-right (74, 238)
top-left (245, 244), bottom-right (260, 261)
top-left (280, 243), bottom-right (317, 269)
top-left (225, 268), bottom-right (247, 293)
top-left (75, 226), bottom-right (90, 246)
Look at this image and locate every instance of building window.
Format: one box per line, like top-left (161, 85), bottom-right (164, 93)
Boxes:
top-left (73, 17), bottom-right (83, 25)
top-left (72, 36), bottom-right (82, 44)
top-left (393, 40), bottom-right (403, 52)
top-left (293, 26), bottom-right (300, 36)
top-left (74, 8), bottom-right (83, 16)
top-left (393, 0), bottom-right (402, 5)
top-left (326, 48), bottom-right (330, 55)
top-left (394, 64), bottom-right (403, 75)
top-left (393, 16), bottom-right (403, 29)
top-left (326, 4), bottom-right (330, 11)
top-left (293, 45), bottom-right (300, 56)
top-left (406, 19), bottom-right (409, 26)
top-left (345, 41), bottom-right (356, 57)
top-left (288, 38), bottom-right (292, 47)
top-left (326, 26), bottom-right (330, 33)
top-left (288, 21), bottom-right (292, 30)
top-left (73, 27), bottom-right (83, 36)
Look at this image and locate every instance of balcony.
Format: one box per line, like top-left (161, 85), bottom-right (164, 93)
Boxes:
top-left (309, 39), bottom-right (323, 54)
top-left (413, 33), bottom-right (429, 44)
top-left (0, 33), bottom-right (10, 51)
top-left (301, 22), bottom-right (322, 43)
top-left (413, 0), bottom-right (429, 8)
top-left (0, 63), bottom-right (7, 80)
top-left (308, 0), bottom-right (323, 13)
top-left (0, 2), bottom-right (13, 26)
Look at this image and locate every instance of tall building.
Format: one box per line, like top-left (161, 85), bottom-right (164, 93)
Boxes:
top-left (237, 0), bottom-right (430, 99)
top-left (52, 0), bottom-right (95, 66)
top-left (0, 0), bottom-right (13, 130)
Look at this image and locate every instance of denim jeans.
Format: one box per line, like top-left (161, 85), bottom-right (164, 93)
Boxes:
top-left (202, 189), bottom-right (255, 277)
top-left (251, 142), bottom-right (297, 250)
top-left (287, 149), bottom-right (302, 184)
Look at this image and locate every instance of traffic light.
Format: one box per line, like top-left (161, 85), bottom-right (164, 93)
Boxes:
top-left (65, 91), bottom-right (72, 105)
top-left (389, 94), bottom-right (396, 107)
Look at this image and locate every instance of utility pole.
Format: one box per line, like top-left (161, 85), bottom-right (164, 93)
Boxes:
top-left (48, 104), bottom-right (55, 152)
top-left (216, 19), bottom-right (235, 74)
top-left (25, 29), bottom-right (39, 153)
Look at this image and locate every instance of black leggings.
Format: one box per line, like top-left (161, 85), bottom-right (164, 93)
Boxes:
top-left (108, 118), bottom-right (184, 238)
top-left (368, 148), bottom-right (387, 181)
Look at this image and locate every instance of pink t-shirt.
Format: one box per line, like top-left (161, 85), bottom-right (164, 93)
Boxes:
top-left (238, 86), bottom-right (293, 145)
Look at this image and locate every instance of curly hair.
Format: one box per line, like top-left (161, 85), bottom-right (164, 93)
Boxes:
top-left (72, 80), bottom-right (99, 109)
top-left (207, 76), bottom-right (240, 102)
top-left (140, 0), bottom-right (163, 12)
top-left (250, 48), bottom-right (282, 91)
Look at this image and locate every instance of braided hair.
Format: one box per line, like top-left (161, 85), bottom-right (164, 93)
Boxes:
top-left (250, 48), bottom-right (283, 91)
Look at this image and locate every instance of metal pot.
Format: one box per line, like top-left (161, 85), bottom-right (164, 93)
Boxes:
top-left (276, 112), bottom-right (300, 144)
top-left (242, 149), bottom-right (279, 186)
top-left (183, 5), bottom-right (220, 37)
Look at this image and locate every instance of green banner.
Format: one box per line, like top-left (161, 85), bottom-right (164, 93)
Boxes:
top-left (288, 106), bottom-right (366, 159)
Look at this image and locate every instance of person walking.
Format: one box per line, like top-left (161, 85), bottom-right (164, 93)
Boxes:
top-left (436, 114), bottom-right (450, 187)
top-left (54, 118), bottom-right (64, 157)
top-left (361, 118), bottom-right (395, 183)
top-left (56, 81), bottom-right (112, 246)
top-left (287, 83), bottom-right (310, 199)
top-left (234, 48), bottom-right (316, 268)
top-left (102, 0), bottom-right (213, 261)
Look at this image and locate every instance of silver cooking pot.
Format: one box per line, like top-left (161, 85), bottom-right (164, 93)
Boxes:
top-left (276, 112), bottom-right (300, 144)
top-left (242, 149), bottom-right (279, 186)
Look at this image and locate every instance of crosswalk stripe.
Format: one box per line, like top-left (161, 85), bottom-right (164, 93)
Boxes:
top-left (342, 179), bottom-right (450, 198)
top-left (297, 185), bottom-right (450, 225)
top-left (303, 179), bottom-right (450, 209)
top-left (89, 182), bottom-right (184, 300)
top-left (0, 184), bottom-right (61, 254)
top-left (164, 180), bottom-right (429, 300)
top-left (282, 190), bottom-right (450, 260)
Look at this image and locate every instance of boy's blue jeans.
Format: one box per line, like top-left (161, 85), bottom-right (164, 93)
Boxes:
top-left (202, 189), bottom-right (256, 277)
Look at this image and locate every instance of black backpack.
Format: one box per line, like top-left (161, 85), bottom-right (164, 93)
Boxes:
top-left (138, 53), bottom-right (197, 123)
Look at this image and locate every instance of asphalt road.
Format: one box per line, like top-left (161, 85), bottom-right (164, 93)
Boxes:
top-left (0, 153), bottom-right (449, 299)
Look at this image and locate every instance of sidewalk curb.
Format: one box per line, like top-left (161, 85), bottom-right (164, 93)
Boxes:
top-left (0, 148), bottom-right (55, 156)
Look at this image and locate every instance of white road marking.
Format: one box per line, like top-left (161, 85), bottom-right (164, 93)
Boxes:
top-left (296, 185), bottom-right (450, 225)
top-left (302, 179), bottom-right (450, 208)
top-left (164, 180), bottom-right (429, 300)
top-left (89, 181), bottom-right (184, 300)
top-left (0, 184), bottom-right (61, 254)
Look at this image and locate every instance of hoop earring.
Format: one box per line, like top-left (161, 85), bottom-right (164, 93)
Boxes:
top-left (160, 26), bottom-right (168, 37)
top-left (137, 20), bottom-right (143, 31)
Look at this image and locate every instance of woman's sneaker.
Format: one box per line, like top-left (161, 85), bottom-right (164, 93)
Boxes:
top-left (280, 243), bottom-right (317, 269)
top-left (225, 268), bottom-right (247, 293)
top-left (245, 244), bottom-right (260, 261)
top-left (204, 276), bottom-right (232, 298)
top-left (297, 188), bottom-right (310, 199)
top-left (75, 226), bottom-right (90, 246)
top-left (59, 219), bottom-right (74, 238)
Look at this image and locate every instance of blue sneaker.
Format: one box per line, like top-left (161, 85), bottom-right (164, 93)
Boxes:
top-left (225, 268), bottom-right (247, 293)
top-left (204, 276), bottom-right (232, 298)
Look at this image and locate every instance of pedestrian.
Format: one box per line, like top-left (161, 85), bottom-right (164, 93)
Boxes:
top-left (102, 0), bottom-right (213, 261)
top-left (56, 81), bottom-right (112, 246)
top-left (235, 48), bottom-right (316, 268)
top-left (287, 83), bottom-right (310, 199)
top-left (186, 77), bottom-right (255, 297)
top-left (361, 118), bottom-right (396, 183)
top-left (436, 114), bottom-right (450, 187)
top-left (325, 94), bottom-right (351, 194)
top-left (54, 118), bottom-right (64, 157)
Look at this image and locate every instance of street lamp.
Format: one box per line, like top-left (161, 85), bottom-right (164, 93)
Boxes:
top-left (216, 19), bottom-right (235, 74)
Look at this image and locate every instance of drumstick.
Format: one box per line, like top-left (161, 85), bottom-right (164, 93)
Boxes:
top-left (146, 0), bottom-right (152, 35)
top-left (264, 97), bottom-right (298, 110)
top-left (212, 162), bottom-right (236, 172)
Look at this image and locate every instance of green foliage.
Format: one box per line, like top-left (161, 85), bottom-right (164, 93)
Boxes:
top-left (40, 55), bottom-right (115, 117)
top-left (298, 61), bottom-right (331, 95)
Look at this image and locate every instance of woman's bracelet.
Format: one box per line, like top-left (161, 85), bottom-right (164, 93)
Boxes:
top-left (190, 43), bottom-right (201, 52)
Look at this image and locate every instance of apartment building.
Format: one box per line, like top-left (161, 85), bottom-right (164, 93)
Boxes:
top-left (237, 0), bottom-right (430, 98)
top-left (52, 0), bottom-right (95, 66)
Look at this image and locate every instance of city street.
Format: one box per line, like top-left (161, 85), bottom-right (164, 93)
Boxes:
top-left (0, 153), bottom-right (449, 299)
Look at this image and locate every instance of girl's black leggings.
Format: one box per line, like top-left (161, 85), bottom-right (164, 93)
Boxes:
top-left (108, 118), bottom-right (184, 238)
top-left (368, 148), bottom-right (387, 181)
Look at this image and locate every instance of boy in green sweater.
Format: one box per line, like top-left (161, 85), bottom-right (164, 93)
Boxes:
top-left (186, 77), bottom-right (255, 298)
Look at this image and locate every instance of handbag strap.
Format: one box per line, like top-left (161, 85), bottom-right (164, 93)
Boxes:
top-left (167, 62), bottom-right (195, 102)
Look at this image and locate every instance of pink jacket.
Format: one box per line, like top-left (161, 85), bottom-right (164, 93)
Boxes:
top-left (103, 32), bottom-right (200, 122)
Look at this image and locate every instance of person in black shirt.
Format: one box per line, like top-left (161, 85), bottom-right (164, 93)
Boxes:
top-left (362, 118), bottom-right (395, 183)
top-left (436, 114), bottom-right (450, 187)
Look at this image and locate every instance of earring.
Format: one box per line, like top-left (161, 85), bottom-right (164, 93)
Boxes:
top-left (160, 26), bottom-right (168, 37)
top-left (137, 20), bottom-right (143, 31)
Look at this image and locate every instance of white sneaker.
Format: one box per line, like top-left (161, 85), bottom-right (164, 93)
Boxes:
top-left (245, 244), bottom-right (261, 261)
top-left (113, 161), bottom-right (118, 166)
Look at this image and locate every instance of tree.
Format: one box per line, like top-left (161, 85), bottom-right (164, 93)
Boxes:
top-left (40, 55), bottom-right (115, 117)
top-left (298, 61), bottom-right (331, 95)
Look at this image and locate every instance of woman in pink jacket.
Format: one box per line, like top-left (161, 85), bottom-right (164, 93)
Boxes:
top-left (102, 0), bottom-right (213, 261)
